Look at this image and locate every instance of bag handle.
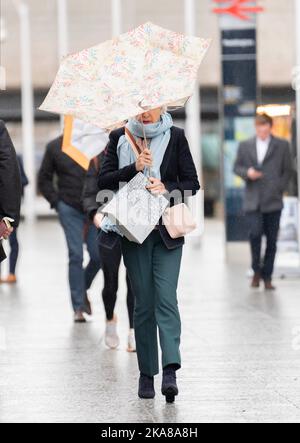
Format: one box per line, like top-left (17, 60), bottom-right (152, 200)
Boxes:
top-left (125, 128), bottom-right (142, 159)
top-left (125, 127), bottom-right (152, 178)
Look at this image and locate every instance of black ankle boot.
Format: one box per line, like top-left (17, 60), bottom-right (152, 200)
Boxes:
top-left (138, 374), bottom-right (155, 399)
top-left (162, 365), bottom-right (179, 403)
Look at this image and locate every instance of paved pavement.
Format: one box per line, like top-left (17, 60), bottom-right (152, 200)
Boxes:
top-left (0, 219), bottom-right (300, 423)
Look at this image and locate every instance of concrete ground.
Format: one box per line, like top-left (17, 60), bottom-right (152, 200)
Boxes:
top-left (0, 219), bottom-right (300, 423)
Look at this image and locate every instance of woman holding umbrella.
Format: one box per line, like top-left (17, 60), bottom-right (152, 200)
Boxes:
top-left (40, 22), bottom-right (210, 403)
top-left (98, 107), bottom-right (200, 403)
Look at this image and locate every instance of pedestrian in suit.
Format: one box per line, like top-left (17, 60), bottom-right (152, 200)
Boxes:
top-left (0, 121), bottom-right (22, 264)
top-left (98, 108), bottom-right (200, 403)
top-left (234, 114), bottom-right (292, 290)
top-left (38, 136), bottom-right (101, 323)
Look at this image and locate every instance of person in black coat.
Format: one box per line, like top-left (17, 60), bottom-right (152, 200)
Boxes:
top-left (38, 136), bottom-right (101, 323)
top-left (0, 155), bottom-right (28, 283)
top-left (98, 108), bottom-right (200, 403)
top-left (82, 153), bottom-right (136, 352)
top-left (0, 121), bottom-right (22, 264)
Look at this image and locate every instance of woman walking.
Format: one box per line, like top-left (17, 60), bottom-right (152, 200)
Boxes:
top-left (98, 108), bottom-right (200, 403)
top-left (83, 154), bottom-right (136, 352)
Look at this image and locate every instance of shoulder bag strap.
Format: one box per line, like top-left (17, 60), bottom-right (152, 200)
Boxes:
top-left (125, 128), bottom-right (143, 159)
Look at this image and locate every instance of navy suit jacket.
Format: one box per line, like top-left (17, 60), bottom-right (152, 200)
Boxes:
top-left (98, 126), bottom-right (200, 250)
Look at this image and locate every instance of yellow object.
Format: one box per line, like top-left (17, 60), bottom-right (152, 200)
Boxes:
top-left (62, 115), bottom-right (109, 170)
top-left (63, 116), bottom-right (90, 170)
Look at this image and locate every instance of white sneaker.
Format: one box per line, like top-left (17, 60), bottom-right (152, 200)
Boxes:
top-left (127, 329), bottom-right (136, 353)
top-left (105, 317), bottom-right (120, 349)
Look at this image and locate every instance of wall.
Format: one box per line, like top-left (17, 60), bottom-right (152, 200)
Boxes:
top-left (0, 0), bottom-right (295, 89)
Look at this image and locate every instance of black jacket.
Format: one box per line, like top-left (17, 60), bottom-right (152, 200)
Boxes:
top-left (234, 136), bottom-right (292, 213)
top-left (98, 126), bottom-right (200, 250)
top-left (82, 153), bottom-right (104, 220)
top-left (0, 121), bottom-right (22, 262)
top-left (38, 136), bottom-right (87, 212)
top-left (17, 155), bottom-right (29, 196)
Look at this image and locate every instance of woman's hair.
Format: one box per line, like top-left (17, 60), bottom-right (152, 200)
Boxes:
top-left (134, 106), bottom-right (168, 120)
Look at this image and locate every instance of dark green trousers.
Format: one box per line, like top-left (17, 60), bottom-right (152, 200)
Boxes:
top-left (122, 231), bottom-right (182, 377)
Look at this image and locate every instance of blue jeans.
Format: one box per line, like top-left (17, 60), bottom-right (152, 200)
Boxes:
top-left (8, 229), bottom-right (19, 275)
top-left (0, 229), bottom-right (19, 275)
top-left (57, 201), bottom-right (101, 312)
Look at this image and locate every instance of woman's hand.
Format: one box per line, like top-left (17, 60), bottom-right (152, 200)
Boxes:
top-left (135, 148), bottom-right (153, 172)
top-left (146, 177), bottom-right (167, 195)
top-left (93, 213), bottom-right (104, 229)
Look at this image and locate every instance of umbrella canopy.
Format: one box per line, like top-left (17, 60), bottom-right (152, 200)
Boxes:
top-left (40, 22), bottom-right (211, 129)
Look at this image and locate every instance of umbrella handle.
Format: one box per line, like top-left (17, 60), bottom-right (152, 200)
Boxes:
top-left (141, 122), bottom-right (152, 178)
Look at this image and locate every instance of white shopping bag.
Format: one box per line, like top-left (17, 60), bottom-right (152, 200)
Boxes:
top-left (101, 173), bottom-right (169, 244)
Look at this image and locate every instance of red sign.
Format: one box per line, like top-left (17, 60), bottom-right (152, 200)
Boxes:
top-left (213, 0), bottom-right (264, 21)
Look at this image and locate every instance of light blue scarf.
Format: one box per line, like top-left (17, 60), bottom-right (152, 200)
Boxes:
top-left (101, 112), bottom-right (173, 235)
top-left (117, 112), bottom-right (173, 179)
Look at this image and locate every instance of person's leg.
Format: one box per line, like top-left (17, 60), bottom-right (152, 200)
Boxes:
top-left (101, 242), bottom-right (121, 321)
top-left (122, 235), bottom-right (158, 377)
top-left (261, 211), bottom-right (282, 282)
top-left (126, 272), bottom-right (135, 330)
top-left (9, 229), bottom-right (19, 275)
top-left (57, 201), bottom-right (86, 313)
top-left (85, 223), bottom-right (101, 291)
top-left (0, 230), bottom-right (19, 283)
top-left (152, 232), bottom-right (182, 372)
top-left (247, 211), bottom-right (264, 276)
top-left (100, 241), bottom-right (122, 348)
top-left (126, 271), bottom-right (136, 353)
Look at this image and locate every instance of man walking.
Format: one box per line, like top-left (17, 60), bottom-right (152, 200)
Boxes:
top-left (0, 121), bottom-right (22, 263)
top-left (38, 136), bottom-right (101, 322)
top-left (234, 114), bottom-right (292, 290)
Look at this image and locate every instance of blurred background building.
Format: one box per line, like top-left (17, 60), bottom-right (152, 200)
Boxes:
top-left (0, 0), bottom-right (297, 219)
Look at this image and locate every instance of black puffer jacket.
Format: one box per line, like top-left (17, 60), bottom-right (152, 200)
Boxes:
top-left (82, 152), bottom-right (106, 220)
top-left (38, 136), bottom-right (87, 212)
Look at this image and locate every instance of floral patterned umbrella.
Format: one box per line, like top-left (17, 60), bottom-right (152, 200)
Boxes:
top-left (40, 22), bottom-right (211, 129)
